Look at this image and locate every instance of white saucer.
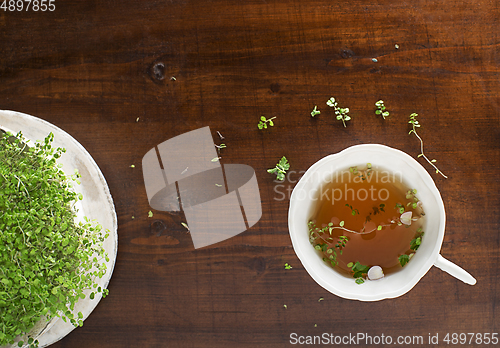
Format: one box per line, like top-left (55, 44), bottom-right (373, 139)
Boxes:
top-left (0, 110), bottom-right (118, 347)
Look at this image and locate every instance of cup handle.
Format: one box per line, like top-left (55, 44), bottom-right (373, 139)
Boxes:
top-left (434, 254), bottom-right (476, 285)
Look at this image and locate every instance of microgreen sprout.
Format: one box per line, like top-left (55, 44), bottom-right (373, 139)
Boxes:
top-left (310, 106), bottom-right (321, 117)
top-left (349, 164), bottom-right (372, 181)
top-left (345, 204), bottom-right (360, 216)
top-left (148, 210), bottom-right (153, 217)
top-left (410, 228), bottom-right (424, 251)
top-left (312, 199), bottom-right (419, 237)
top-left (408, 113), bottom-right (447, 178)
top-left (0, 132), bottom-right (109, 347)
top-left (405, 189), bottom-right (419, 209)
top-left (363, 203), bottom-right (387, 230)
top-left (308, 221), bottom-right (349, 267)
top-left (267, 156), bottom-right (289, 181)
top-left (375, 100), bottom-right (390, 119)
top-left (399, 254), bottom-right (410, 267)
top-left (181, 222), bottom-right (190, 231)
top-left (335, 236), bottom-right (349, 250)
top-left (372, 203), bottom-right (385, 215)
top-left (284, 263), bottom-right (292, 270)
top-left (258, 116), bottom-right (276, 129)
top-left (346, 261), bottom-right (370, 284)
top-left (214, 143), bottom-right (226, 153)
top-left (326, 97), bottom-right (351, 127)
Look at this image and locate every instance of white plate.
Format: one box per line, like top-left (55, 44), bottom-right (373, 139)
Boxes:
top-left (0, 110), bottom-right (118, 347)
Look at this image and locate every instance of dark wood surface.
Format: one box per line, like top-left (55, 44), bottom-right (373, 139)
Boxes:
top-left (1, 0), bottom-right (499, 347)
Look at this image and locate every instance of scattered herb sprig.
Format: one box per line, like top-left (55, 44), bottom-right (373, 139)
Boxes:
top-left (0, 132), bottom-right (109, 347)
top-left (346, 261), bottom-right (370, 284)
top-left (349, 164), bottom-right (372, 181)
top-left (375, 100), bottom-right (390, 119)
top-left (258, 116), bottom-right (276, 130)
top-left (399, 254), bottom-right (410, 267)
top-left (214, 143), bottom-right (226, 153)
top-left (410, 228), bottom-right (424, 251)
top-left (345, 204), bottom-right (359, 216)
top-left (406, 189), bottom-right (420, 209)
top-left (308, 221), bottom-right (349, 268)
top-left (267, 156), bottom-right (289, 181)
top-left (326, 97), bottom-right (351, 127)
top-left (408, 113), bottom-right (447, 178)
top-left (399, 228), bottom-right (425, 267)
top-left (310, 106), bottom-right (321, 117)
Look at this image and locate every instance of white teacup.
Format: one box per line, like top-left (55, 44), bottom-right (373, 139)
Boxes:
top-left (288, 144), bottom-right (476, 301)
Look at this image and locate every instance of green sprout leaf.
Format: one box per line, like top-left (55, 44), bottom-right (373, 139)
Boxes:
top-left (375, 100), bottom-right (389, 119)
top-left (258, 116), bottom-right (276, 130)
top-left (399, 254), bottom-right (410, 267)
top-left (0, 131), bottom-right (109, 346)
top-left (310, 106), bottom-right (321, 117)
top-left (346, 261), bottom-right (370, 283)
top-left (308, 220), bottom-right (349, 267)
top-left (326, 96), bottom-right (351, 127)
top-left (410, 232), bottom-right (424, 251)
top-left (268, 156), bottom-right (289, 181)
top-left (408, 113), bottom-right (447, 178)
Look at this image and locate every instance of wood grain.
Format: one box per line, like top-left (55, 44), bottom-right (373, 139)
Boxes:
top-left (0, 0), bottom-right (498, 347)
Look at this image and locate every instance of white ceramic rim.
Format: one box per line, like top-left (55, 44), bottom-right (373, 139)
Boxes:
top-left (0, 110), bottom-right (118, 347)
top-left (288, 144), bottom-right (446, 301)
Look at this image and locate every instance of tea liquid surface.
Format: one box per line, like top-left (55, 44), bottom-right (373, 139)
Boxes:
top-left (309, 166), bottom-right (424, 273)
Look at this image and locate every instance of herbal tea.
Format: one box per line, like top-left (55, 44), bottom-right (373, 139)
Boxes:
top-left (308, 164), bottom-right (425, 283)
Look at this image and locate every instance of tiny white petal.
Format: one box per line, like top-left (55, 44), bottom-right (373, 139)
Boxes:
top-left (416, 201), bottom-right (424, 214)
top-left (367, 266), bottom-right (384, 280)
top-left (400, 211), bottom-right (413, 225)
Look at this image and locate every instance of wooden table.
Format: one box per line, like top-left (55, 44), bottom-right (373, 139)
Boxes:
top-left (1, 0), bottom-right (499, 347)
